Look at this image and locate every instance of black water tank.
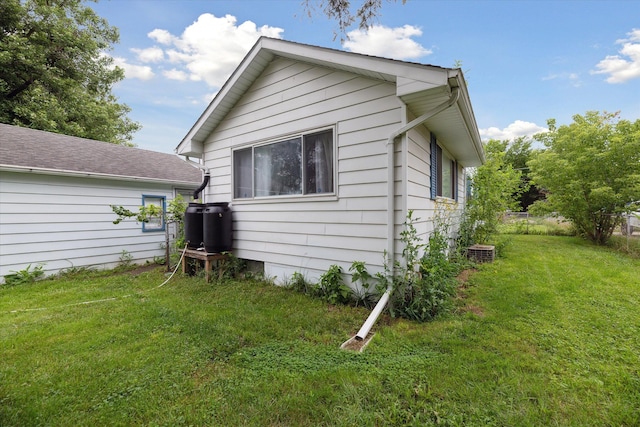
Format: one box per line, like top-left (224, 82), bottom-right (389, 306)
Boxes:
top-left (203, 202), bottom-right (232, 253)
top-left (184, 202), bottom-right (204, 249)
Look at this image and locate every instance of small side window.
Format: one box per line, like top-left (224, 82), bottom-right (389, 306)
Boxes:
top-left (430, 133), bottom-right (457, 200)
top-left (142, 195), bottom-right (166, 232)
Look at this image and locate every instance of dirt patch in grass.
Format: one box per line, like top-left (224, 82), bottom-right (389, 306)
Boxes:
top-left (341, 333), bottom-right (375, 352)
top-left (455, 269), bottom-right (484, 317)
top-left (456, 268), bottom-right (477, 284)
top-left (458, 304), bottom-right (485, 317)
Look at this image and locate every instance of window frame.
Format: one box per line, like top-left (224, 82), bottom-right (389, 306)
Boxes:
top-left (232, 127), bottom-right (336, 201)
top-left (430, 133), bottom-right (458, 201)
top-left (141, 195), bottom-right (166, 232)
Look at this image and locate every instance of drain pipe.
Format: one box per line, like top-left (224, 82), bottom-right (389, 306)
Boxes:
top-left (354, 87), bottom-right (460, 341)
top-left (193, 173), bottom-right (210, 200)
top-left (185, 157), bottom-right (210, 202)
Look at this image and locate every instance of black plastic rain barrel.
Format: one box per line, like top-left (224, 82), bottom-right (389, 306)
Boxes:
top-left (183, 202), bottom-right (204, 249)
top-left (203, 202), bottom-right (232, 253)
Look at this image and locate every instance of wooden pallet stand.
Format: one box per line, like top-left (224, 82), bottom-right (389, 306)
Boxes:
top-left (181, 248), bottom-right (229, 282)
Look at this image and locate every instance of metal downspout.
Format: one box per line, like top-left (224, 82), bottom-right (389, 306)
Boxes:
top-left (354, 87), bottom-right (461, 341)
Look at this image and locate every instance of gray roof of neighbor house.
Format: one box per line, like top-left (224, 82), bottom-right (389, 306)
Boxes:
top-left (0, 123), bottom-right (202, 185)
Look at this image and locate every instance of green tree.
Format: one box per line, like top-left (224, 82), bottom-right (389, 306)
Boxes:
top-left (503, 136), bottom-right (545, 211)
top-left (529, 111), bottom-right (640, 244)
top-left (0, 0), bottom-right (140, 144)
top-left (464, 139), bottom-right (524, 244)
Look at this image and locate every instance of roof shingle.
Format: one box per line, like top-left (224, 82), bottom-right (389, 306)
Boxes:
top-left (0, 123), bottom-right (202, 184)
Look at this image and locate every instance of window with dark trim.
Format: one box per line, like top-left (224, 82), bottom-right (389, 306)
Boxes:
top-left (430, 133), bottom-right (457, 200)
top-left (141, 195), bottom-right (166, 232)
top-left (233, 128), bottom-right (334, 199)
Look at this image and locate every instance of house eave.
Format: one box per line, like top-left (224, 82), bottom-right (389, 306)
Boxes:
top-left (0, 165), bottom-right (200, 187)
top-left (399, 72), bottom-right (484, 167)
top-left (175, 37), bottom-right (472, 158)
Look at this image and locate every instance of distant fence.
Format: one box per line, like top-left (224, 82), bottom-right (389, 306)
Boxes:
top-left (500, 212), bottom-right (575, 236)
top-left (500, 212), bottom-right (638, 236)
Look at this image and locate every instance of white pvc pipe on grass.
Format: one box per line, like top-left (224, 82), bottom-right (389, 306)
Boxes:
top-left (352, 87), bottom-right (461, 342)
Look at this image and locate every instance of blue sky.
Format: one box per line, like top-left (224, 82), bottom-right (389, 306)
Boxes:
top-left (91, 0), bottom-right (640, 154)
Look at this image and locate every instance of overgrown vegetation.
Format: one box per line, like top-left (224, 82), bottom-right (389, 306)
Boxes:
top-left (288, 208), bottom-right (469, 323)
top-left (383, 210), bottom-right (463, 322)
top-left (499, 213), bottom-right (576, 236)
top-left (606, 234), bottom-right (640, 258)
top-left (181, 252), bottom-right (248, 282)
top-left (2, 263), bottom-right (44, 286)
top-left (285, 263), bottom-right (374, 308)
top-left (315, 264), bottom-right (353, 305)
top-left (463, 139), bottom-right (525, 245)
top-left (111, 194), bottom-right (188, 268)
top-left (1, 235), bottom-right (638, 426)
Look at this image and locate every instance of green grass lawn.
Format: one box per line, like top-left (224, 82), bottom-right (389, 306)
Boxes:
top-left (1, 235), bottom-right (639, 426)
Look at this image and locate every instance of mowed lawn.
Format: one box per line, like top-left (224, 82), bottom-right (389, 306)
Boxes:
top-left (1, 235), bottom-right (638, 426)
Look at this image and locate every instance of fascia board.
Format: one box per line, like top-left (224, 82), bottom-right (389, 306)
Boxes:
top-left (0, 165), bottom-right (199, 187)
top-left (448, 71), bottom-right (485, 165)
top-left (175, 37), bottom-right (456, 154)
top-left (175, 38), bottom-right (273, 153)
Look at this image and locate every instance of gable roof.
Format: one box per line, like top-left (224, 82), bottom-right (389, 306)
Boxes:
top-left (0, 123), bottom-right (202, 185)
top-left (176, 37), bottom-right (484, 167)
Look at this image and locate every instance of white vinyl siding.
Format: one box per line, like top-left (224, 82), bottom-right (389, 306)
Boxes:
top-left (405, 126), bottom-right (467, 247)
top-left (202, 58), bottom-right (402, 282)
top-left (0, 171), bottom-right (176, 280)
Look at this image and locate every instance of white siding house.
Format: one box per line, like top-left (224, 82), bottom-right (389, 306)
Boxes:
top-left (176, 37), bottom-right (484, 283)
top-left (0, 124), bottom-right (202, 281)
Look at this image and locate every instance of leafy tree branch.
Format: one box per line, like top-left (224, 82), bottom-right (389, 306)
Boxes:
top-left (529, 111), bottom-right (640, 244)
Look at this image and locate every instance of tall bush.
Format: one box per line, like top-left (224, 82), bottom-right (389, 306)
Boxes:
top-left (387, 210), bottom-right (461, 322)
top-left (529, 111), bottom-right (640, 244)
top-left (464, 140), bottom-right (524, 244)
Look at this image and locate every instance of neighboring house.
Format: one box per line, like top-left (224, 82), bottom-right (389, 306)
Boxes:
top-left (0, 124), bottom-right (202, 281)
top-left (176, 37), bottom-right (485, 283)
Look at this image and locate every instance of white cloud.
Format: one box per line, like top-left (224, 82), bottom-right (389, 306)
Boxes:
top-left (115, 14), bottom-right (283, 89)
top-left (132, 46), bottom-right (164, 63)
top-left (163, 69), bottom-right (188, 81)
top-left (112, 56), bottom-right (155, 80)
top-left (343, 25), bottom-right (432, 60)
top-left (592, 28), bottom-right (640, 83)
top-left (542, 72), bottom-right (582, 87)
top-left (142, 13), bottom-right (283, 88)
top-left (479, 120), bottom-right (547, 141)
top-left (148, 29), bottom-right (176, 45)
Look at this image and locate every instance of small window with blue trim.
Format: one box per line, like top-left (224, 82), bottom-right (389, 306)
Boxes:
top-left (141, 195), bottom-right (166, 232)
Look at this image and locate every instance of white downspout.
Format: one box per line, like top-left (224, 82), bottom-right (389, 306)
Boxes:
top-left (354, 87), bottom-right (461, 341)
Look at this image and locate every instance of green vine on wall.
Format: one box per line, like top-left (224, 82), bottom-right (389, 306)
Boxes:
top-left (110, 195), bottom-right (188, 267)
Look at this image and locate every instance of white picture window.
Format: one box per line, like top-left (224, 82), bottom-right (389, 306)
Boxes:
top-left (233, 128), bottom-right (334, 199)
